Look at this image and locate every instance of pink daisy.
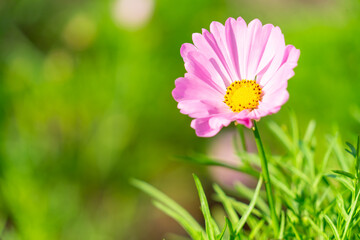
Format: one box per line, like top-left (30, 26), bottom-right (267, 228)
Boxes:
top-left (172, 17), bottom-right (300, 137)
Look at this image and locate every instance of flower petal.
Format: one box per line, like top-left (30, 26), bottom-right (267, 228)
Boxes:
top-left (191, 114), bottom-right (234, 137)
top-left (178, 99), bottom-right (230, 118)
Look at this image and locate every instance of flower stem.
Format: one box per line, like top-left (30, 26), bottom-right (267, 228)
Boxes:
top-left (252, 121), bottom-right (279, 236)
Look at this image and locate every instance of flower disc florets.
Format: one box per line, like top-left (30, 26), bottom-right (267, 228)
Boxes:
top-left (224, 80), bottom-right (262, 112)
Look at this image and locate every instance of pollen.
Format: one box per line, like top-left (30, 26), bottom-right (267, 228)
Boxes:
top-left (224, 80), bottom-right (262, 113)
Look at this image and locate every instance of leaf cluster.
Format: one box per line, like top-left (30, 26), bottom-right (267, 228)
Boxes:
top-left (133, 114), bottom-right (360, 239)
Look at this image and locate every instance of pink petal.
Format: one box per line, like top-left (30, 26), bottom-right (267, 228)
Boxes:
top-left (224, 17), bottom-right (247, 81)
top-left (172, 75), bottom-right (223, 102)
top-left (191, 115), bottom-right (233, 137)
top-left (178, 99), bottom-right (230, 118)
top-left (192, 29), bottom-right (233, 86)
top-left (181, 45), bottom-right (228, 92)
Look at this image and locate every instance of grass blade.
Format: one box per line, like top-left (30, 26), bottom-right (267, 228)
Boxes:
top-left (332, 170), bottom-right (355, 180)
top-left (216, 219), bottom-right (227, 240)
top-left (193, 174), bottom-right (216, 240)
top-left (153, 200), bottom-right (203, 239)
top-left (249, 219), bottom-right (265, 239)
top-left (234, 181), bottom-right (269, 215)
top-left (305, 216), bottom-right (329, 239)
top-left (131, 179), bottom-right (205, 235)
top-left (303, 120), bottom-right (316, 144)
top-left (267, 121), bottom-right (292, 152)
top-left (342, 190), bottom-right (360, 240)
top-left (234, 176), bottom-right (263, 235)
top-left (324, 214), bottom-right (340, 240)
top-left (278, 211), bottom-right (285, 239)
top-left (213, 184), bottom-right (239, 223)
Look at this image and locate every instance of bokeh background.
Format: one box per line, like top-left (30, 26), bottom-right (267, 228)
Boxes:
top-left (0, 0), bottom-right (360, 239)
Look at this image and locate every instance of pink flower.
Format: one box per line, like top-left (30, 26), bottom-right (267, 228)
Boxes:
top-left (172, 17), bottom-right (300, 137)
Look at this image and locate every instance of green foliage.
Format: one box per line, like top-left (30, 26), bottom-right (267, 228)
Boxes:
top-left (135, 116), bottom-right (360, 239)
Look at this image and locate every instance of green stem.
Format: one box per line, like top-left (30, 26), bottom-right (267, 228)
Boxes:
top-left (252, 121), bottom-right (279, 236)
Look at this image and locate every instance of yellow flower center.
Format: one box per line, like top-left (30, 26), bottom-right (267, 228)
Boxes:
top-left (224, 80), bottom-right (262, 113)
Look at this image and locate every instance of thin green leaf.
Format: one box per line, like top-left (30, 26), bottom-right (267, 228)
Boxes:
top-left (334, 136), bottom-right (350, 172)
top-left (179, 155), bottom-right (239, 171)
top-left (213, 184), bottom-right (239, 223)
top-left (299, 141), bottom-right (315, 179)
top-left (316, 188), bottom-right (330, 210)
top-left (357, 136), bottom-right (360, 178)
top-left (193, 174), bottom-right (216, 240)
top-left (342, 190), bottom-right (360, 240)
top-left (271, 176), bottom-right (296, 199)
top-left (332, 170), bottom-right (356, 180)
top-left (179, 154), bottom-right (260, 178)
top-left (225, 217), bottom-right (235, 240)
top-left (267, 121), bottom-right (292, 152)
top-left (345, 142), bottom-right (357, 158)
top-left (303, 120), bottom-right (316, 144)
top-left (229, 198), bottom-right (266, 219)
top-left (278, 211), bottom-right (285, 240)
top-left (211, 218), bottom-right (220, 236)
top-left (249, 219), bottom-right (265, 239)
top-left (289, 110), bottom-right (299, 151)
top-left (234, 181), bottom-right (270, 215)
top-left (324, 215), bottom-right (341, 240)
top-left (234, 176), bottom-right (263, 235)
top-left (321, 135), bottom-right (338, 173)
top-left (216, 219), bottom-right (227, 240)
top-left (289, 221), bottom-right (302, 240)
top-left (336, 194), bottom-right (348, 221)
top-left (333, 176), bottom-right (355, 192)
top-left (273, 158), bottom-right (311, 184)
top-left (305, 216), bottom-right (329, 239)
top-left (345, 149), bottom-right (355, 158)
top-left (131, 179), bottom-right (204, 234)
top-left (153, 201), bottom-right (203, 239)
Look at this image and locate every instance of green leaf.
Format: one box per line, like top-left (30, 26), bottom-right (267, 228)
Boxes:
top-left (305, 216), bottom-right (329, 239)
top-left (193, 174), bottom-right (216, 240)
top-left (213, 184), bottom-right (239, 223)
top-left (273, 157), bottom-right (311, 184)
top-left (234, 176), bottom-right (263, 235)
top-left (267, 121), bottom-right (292, 152)
top-left (153, 201), bottom-right (203, 239)
top-left (289, 221), bottom-right (302, 240)
top-left (229, 198), bottom-right (266, 219)
top-left (271, 176), bottom-right (296, 199)
top-left (345, 142), bottom-right (357, 158)
top-left (342, 190), bottom-right (360, 240)
top-left (324, 215), bottom-right (341, 240)
top-left (131, 179), bottom-right (205, 236)
top-left (179, 154), bottom-right (259, 178)
top-left (234, 181), bottom-right (270, 215)
top-left (336, 194), bottom-right (349, 221)
top-left (332, 170), bottom-right (356, 179)
top-left (334, 136), bottom-right (350, 172)
top-left (289, 110), bottom-right (299, 151)
top-left (225, 217), bottom-right (235, 240)
top-left (303, 120), bottom-right (316, 144)
top-left (356, 136), bottom-right (360, 178)
top-left (249, 219), bottom-right (265, 239)
top-left (321, 135), bottom-right (338, 172)
top-left (278, 211), bottom-right (285, 239)
top-left (216, 219), bottom-right (227, 240)
top-left (333, 176), bottom-right (355, 192)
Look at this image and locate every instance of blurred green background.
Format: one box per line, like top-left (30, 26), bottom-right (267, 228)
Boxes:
top-left (0, 0), bottom-right (359, 239)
